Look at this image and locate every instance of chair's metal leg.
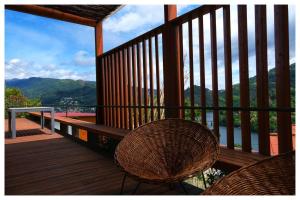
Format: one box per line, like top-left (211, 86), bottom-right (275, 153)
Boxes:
top-left (179, 181), bottom-right (188, 194)
top-left (120, 173), bottom-right (127, 195)
top-left (131, 182), bottom-right (141, 195)
top-left (202, 172), bottom-right (207, 189)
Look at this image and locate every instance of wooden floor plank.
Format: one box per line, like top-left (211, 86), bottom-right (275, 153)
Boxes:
top-left (5, 118), bottom-right (268, 195)
top-left (5, 118), bottom-right (201, 195)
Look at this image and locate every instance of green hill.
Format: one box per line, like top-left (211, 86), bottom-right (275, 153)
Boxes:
top-left (185, 63), bottom-right (295, 132)
top-left (5, 77), bottom-right (96, 105)
top-left (188, 63), bottom-right (295, 109)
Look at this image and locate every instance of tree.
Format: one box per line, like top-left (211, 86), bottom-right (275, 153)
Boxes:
top-left (5, 87), bottom-right (41, 118)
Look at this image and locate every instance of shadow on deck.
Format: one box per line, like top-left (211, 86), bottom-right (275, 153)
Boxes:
top-left (5, 118), bottom-right (202, 195)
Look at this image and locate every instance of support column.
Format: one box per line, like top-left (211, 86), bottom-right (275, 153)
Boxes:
top-left (162, 5), bottom-right (181, 118)
top-left (95, 21), bottom-right (104, 124)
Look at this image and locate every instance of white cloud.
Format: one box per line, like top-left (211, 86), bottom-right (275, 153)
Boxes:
top-left (5, 57), bottom-right (95, 81)
top-left (104, 5), bottom-right (163, 33)
top-left (74, 50), bottom-right (95, 66)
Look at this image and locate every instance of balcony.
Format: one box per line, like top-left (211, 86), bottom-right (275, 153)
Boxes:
top-left (5, 4), bottom-right (295, 195)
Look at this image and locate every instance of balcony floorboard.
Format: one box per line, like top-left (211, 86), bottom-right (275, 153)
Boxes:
top-left (5, 118), bottom-right (201, 195)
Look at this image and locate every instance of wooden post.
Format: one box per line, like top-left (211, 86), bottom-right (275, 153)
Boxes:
top-left (210, 10), bottom-right (219, 139)
top-left (223, 5), bottom-right (234, 149)
top-left (274, 5), bottom-right (292, 154)
top-left (162, 5), bottom-right (181, 118)
top-left (255, 5), bottom-right (270, 155)
top-left (199, 15), bottom-right (206, 125)
top-left (95, 21), bottom-right (104, 125)
top-left (238, 5), bottom-right (251, 152)
top-left (155, 36), bottom-right (161, 120)
top-left (188, 20), bottom-right (195, 120)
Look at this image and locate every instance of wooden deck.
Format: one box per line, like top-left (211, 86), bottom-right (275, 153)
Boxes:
top-left (5, 118), bottom-right (201, 195)
top-left (28, 112), bottom-right (270, 171)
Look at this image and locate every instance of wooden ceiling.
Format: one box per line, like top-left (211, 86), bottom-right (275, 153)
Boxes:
top-left (5, 5), bottom-right (122, 27)
top-left (40, 5), bottom-right (122, 21)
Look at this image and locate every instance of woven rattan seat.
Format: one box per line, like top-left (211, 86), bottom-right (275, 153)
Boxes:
top-left (115, 119), bottom-right (219, 184)
top-left (202, 151), bottom-right (295, 195)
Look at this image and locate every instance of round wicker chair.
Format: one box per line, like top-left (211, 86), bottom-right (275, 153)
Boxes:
top-left (202, 151), bottom-right (295, 195)
top-left (115, 119), bottom-right (220, 194)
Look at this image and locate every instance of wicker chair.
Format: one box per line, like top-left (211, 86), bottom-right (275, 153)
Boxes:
top-left (202, 151), bottom-right (295, 195)
top-left (115, 119), bottom-right (220, 194)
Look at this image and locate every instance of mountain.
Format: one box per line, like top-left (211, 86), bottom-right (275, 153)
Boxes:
top-left (190, 63), bottom-right (295, 108)
top-left (5, 63), bottom-right (295, 108)
top-left (5, 77), bottom-right (96, 105)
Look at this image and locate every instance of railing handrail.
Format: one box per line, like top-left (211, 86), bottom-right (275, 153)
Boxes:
top-left (99, 24), bottom-right (164, 58)
top-left (168, 5), bottom-right (223, 25)
top-left (99, 5), bottom-right (224, 59)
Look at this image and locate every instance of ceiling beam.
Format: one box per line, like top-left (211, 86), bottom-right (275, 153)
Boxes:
top-left (5, 5), bottom-right (97, 27)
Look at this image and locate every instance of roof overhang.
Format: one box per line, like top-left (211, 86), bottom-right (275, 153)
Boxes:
top-left (5, 5), bottom-right (122, 27)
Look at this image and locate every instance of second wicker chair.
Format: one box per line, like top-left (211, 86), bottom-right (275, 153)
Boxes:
top-left (115, 119), bottom-right (220, 194)
top-left (202, 151), bottom-right (295, 195)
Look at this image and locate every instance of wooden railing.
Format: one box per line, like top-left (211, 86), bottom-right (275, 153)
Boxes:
top-left (99, 25), bottom-right (164, 130)
top-left (98, 5), bottom-right (294, 156)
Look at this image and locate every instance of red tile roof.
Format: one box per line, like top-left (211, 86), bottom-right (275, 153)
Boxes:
top-left (270, 124), bottom-right (295, 156)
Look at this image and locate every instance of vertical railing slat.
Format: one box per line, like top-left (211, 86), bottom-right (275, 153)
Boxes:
top-left (199, 15), bottom-right (206, 126)
top-left (210, 10), bottom-right (219, 138)
top-left (123, 49), bottom-right (128, 129)
top-left (106, 56), bottom-right (110, 126)
top-left (274, 5), bottom-right (292, 154)
top-left (149, 37), bottom-right (154, 122)
top-left (223, 5), bottom-right (234, 149)
top-left (188, 20), bottom-right (195, 120)
top-left (111, 53), bottom-right (117, 127)
top-left (103, 56), bottom-right (109, 126)
top-left (137, 43), bottom-right (143, 125)
top-left (143, 40), bottom-right (148, 123)
top-left (115, 51), bottom-right (121, 128)
top-left (155, 35), bottom-right (161, 120)
top-left (127, 47), bottom-right (133, 130)
top-left (107, 55), bottom-right (113, 126)
top-left (179, 24), bottom-right (185, 119)
top-left (132, 44), bottom-right (138, 128)
top-left (238, 5), bottom-right (251, 152)
top-left (101, 57), bottom-right (106, 125)
top-left (255, 5), bottom-right (270, 155)
top-left (119, 50), bottom-right (124, 128)
top-left (103, 56), bottom-right (107, 126)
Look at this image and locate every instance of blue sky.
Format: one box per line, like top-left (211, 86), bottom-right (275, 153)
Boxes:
top-left (5, 5), bottom-right (295, 90)
top-left (5, 5), bottom-right (198, 81)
